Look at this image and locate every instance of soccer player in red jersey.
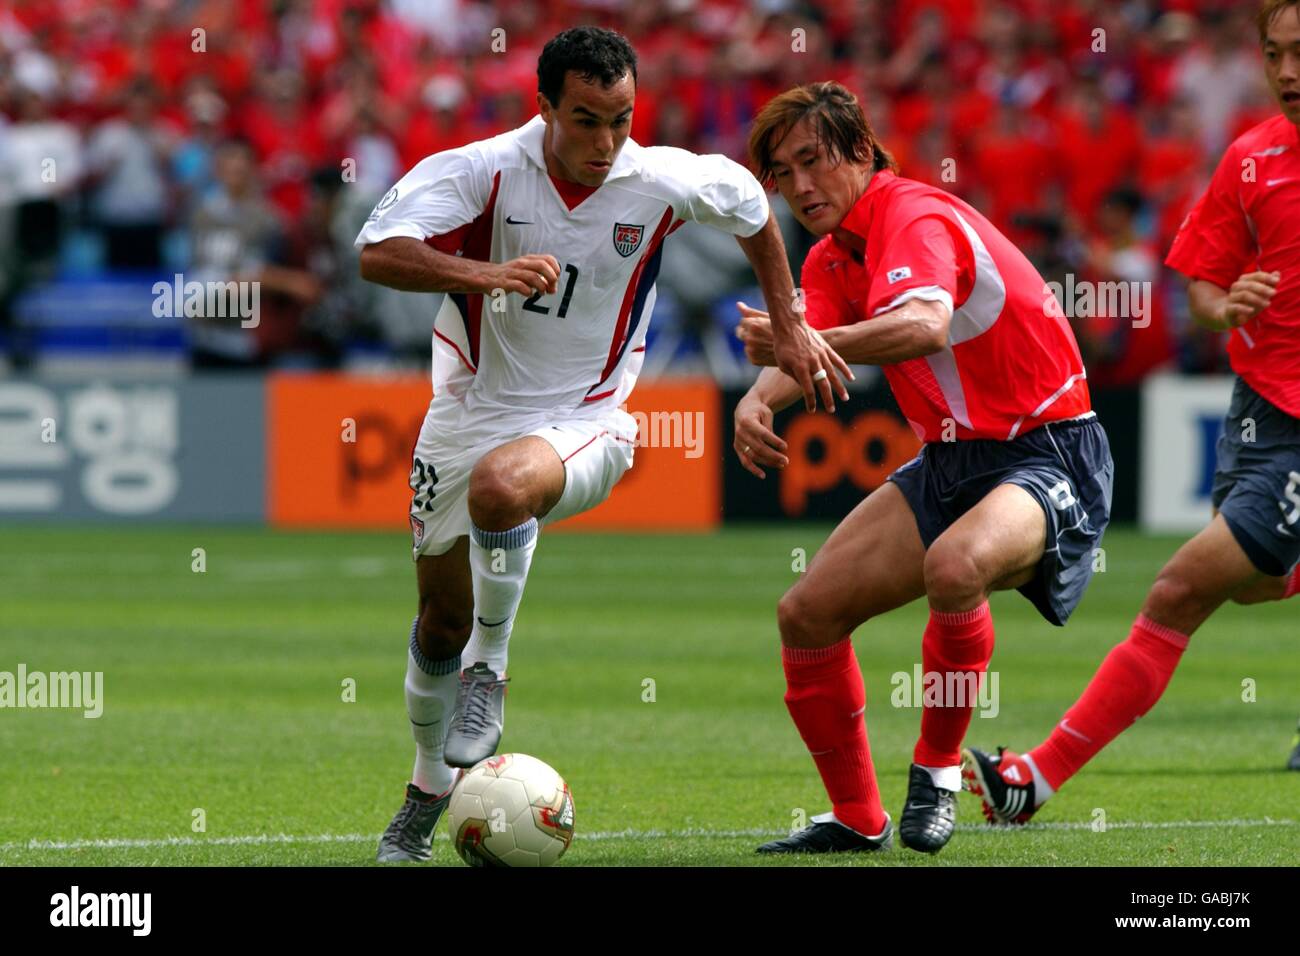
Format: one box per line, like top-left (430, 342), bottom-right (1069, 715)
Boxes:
top-left (965, 0), bottom-right (1300, 826)
top-left (733, 82), bottom-right (1114, 854)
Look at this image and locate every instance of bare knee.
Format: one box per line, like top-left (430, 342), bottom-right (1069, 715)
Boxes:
top-left (416, 602), bottom-right (472, 659)
top-left (1144, 569), bottom-right (1216, 626)
top-left (467, 460), bottom-right (534, 530)
top-left (777, 585), bottom-right (849, 649)
top-left (923, 545), bottom-right (985, 608)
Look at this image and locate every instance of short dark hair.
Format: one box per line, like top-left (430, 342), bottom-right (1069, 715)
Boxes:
top-left (537, 27), bottom-right (637, 108)
top-left (748, 82), bottom-right (898, 190)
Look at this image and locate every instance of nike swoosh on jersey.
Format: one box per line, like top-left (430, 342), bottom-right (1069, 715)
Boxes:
top-left (505, 215), bottom-right (534, 224)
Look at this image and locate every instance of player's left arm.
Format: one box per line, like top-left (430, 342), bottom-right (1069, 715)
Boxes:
top-left (819, 298), bottom-right (951, 363)
top-left (736, 297), bottom-right (950, 365)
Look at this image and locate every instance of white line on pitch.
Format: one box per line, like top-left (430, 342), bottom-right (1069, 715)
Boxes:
top-left (1, 818), bottom-right (1295, 853)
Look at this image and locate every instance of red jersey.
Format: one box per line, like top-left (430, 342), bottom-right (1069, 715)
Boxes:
top-left (1165, 114), bottom-right (1300, 418)
top-left (803, 170), bottom-right (1092, 443)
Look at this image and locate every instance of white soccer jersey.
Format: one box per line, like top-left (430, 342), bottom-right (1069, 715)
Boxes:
top-left (355, 114), bottom-right (769, 444)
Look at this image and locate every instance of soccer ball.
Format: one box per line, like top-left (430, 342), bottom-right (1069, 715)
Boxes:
top-left (447, 753), bottom-right (574, 867)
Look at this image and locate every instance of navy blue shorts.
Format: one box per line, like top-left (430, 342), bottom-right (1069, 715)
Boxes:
top-left (1211, 377), bottom-right (1300, 578)
top-left (888, 415), bottom-right (1115, 626)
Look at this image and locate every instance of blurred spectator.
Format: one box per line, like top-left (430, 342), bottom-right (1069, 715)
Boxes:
top-left (1, 86), bottom-right (81, 366)
top-left (1054, 72), bottom-right (1143, 230)
top-left (171, 75), bottom-right (229, 217)
top-left (84, 79), bottom-right (176, 270)
top-left (5, 87), bottom-right (80, 270)
top-left (1075, 188), bottom-right (1174, 387)
top-left (1172, 9), bottom-right (1261, 154)
top-left (254, 166), bottom-right (350, 365)
top-left (187, 138), bottom-right (318, 368)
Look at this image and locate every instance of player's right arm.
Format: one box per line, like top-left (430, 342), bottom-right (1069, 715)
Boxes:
top-left (354, 144), bottom-right (558, 297)
top-left (1186, 271), bottom-right (1280, 331)
top-left (1166, 140), bottom-right (1278, 332)
top-left (359, 239), bottom-right (559, 297)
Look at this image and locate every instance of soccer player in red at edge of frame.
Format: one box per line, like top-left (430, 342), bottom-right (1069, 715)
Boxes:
top-left (733, 82), bottom-right (1115, 854)
top-left (964, 0), bottom-right (1300, 829)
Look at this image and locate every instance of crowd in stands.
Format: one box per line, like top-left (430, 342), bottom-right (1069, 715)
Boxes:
top-left (0, 0), bottom-right (1277, 382)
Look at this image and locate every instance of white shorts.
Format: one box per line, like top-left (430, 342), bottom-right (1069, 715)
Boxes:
top-left (407, 409), bottom-right (637, 558)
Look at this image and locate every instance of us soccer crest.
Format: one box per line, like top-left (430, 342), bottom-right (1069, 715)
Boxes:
top-left (612, 222), bottom-right (645, 257)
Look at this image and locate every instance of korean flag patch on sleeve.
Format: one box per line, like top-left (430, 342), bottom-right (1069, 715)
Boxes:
top-left (887, 266), bottom-right (912, 284)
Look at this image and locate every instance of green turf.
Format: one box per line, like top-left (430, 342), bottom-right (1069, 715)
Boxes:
top-left (0, 525), bottom-right (1295, 866)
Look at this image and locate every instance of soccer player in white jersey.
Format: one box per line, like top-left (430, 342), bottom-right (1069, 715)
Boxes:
top-left (357, 26), bottom-right (851, 862)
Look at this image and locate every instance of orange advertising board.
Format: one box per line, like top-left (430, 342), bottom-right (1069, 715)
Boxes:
top-left (267, 374), bottom-right (428, 528)
top-left (266, 373), bottom-right (720, 530)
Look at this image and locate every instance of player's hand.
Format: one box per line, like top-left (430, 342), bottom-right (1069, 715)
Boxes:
top-left (735, 301), bottom-right (776, 367)
top-left (771, 315), bottom-right (853, 413)
top-left (484, 255), bottom-right (560, 297)
top-left (1221, 271), bottom-right (1281, 328)
top-left (733, 393), bottom-right (788, 480)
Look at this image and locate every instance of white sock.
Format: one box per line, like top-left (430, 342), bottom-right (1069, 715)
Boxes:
top-left (920, 763), bottom-right (962, 793)
top-left (1021, 752), bottom-right (1054, 805)
top-left (405, 617), bottom-right (459, 796)
top-left (462, 517), bottom-right (538, 675)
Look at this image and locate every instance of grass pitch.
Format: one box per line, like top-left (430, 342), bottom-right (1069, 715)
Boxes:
top-left (0, 525), bottom-right (1295, 866)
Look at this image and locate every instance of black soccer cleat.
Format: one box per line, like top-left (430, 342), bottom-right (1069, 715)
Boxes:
top-left (756, 813), bottom-right (893, 855)
top-left (961, 746), bottom-right (1039, 825)
top-left (1288, 719), bottom-right (1300, 772)
top-left (898, 763), bottom-right (957, 853)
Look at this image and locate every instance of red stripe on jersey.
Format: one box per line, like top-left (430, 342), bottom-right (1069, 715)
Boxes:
top-left (587, 209), bottom-right (676, 400)
top-left (425, 223), bottom-right (471, 255)
top-left (434, 328), bottom-right (477, 373)
top-left (451, 171), bottom-right (501, 368)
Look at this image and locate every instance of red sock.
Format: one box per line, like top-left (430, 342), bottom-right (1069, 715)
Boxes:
top-left (782, 637), bottom-right (887, 836)
top-left (1029, 614), bottom-right (1189, 790)
top-left (914, 602), bottom-right (995, 768)
top-left (1285, 566), bottom-right (1300, 600)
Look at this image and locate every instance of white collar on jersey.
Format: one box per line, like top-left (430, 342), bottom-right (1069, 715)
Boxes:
top-left (517, 114), bottom-right (646, 183)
